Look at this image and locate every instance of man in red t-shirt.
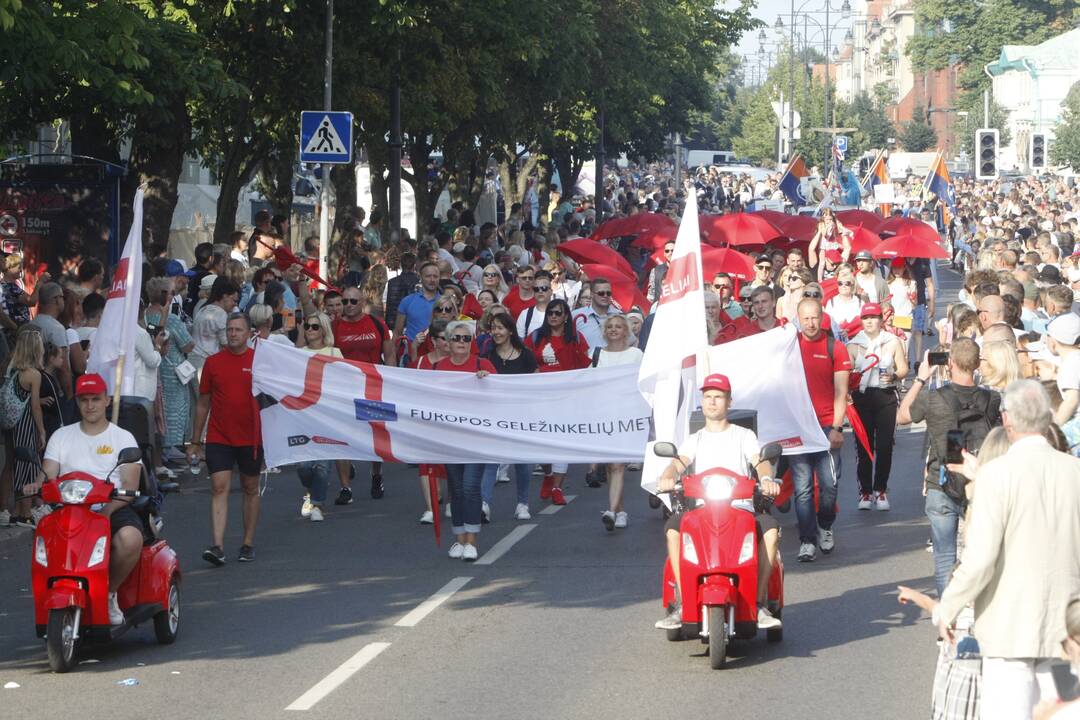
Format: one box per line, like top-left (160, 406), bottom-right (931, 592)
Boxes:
top-left (332, 286), bottom-right (394, 502)
top-left (789, 298), bottom-right (851, 563)
top-left (501, 265), bottom-right (537, 319)
top-left (731, 286), bottom-right (786, 340)
top-left (190, 312), bottom-right (262, 566)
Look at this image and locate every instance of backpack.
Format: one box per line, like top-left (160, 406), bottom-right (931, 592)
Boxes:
top-left (934, 384), bottom-right (999, 505)
top-left (0, 369), bottom-right (28, 430)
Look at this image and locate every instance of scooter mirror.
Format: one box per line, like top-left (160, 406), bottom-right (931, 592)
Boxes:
top-left (117, 447), bottom-right (143, 465)
top-left (14, 447), bottom-right (37, 464)
top-left (653, 441), bottom-right (678, 458)
top-left (760, 442), bottom-right (783, 464)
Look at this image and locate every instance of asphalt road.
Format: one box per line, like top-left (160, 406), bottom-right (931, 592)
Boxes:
top-left (0, 265), bottom-right (960, 719)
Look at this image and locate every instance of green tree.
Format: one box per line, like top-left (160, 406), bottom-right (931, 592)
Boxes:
top-left (837, 91), bottom-right (895, 158)
top-left (898, 106), bottom-right (938, 151)
top-left (1051, 81), bottom-right (1080, 169)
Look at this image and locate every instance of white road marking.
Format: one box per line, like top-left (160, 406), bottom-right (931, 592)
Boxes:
top-left (538, 494), bottom-right (577, 515)
top-left (394, 576), bottom-right (472, 628)
top-left (285, 642), bottom-right (392, 711)
top-left (474, 524), bottom-right (537, 565)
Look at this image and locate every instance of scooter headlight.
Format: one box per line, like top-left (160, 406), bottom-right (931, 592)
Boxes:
top-left (34, 536), bottom-right (47, 566)
top-left (58, 479), bottom-right (93, 504)
top-left (88, 536), bottom-right (107, 567)
top-left (681, 532), bottom-right (699, 565)
top-left (702, 474), bottom-right (737, 501)
top-left (737, 531), bottom-right (756, 565)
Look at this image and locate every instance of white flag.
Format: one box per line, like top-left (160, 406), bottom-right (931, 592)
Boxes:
top-left (638, 192), bottom-right (708, 498)
top-left (87, 189), bottom-right (144, 395)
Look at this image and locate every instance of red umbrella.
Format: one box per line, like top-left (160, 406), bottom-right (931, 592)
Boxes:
top-left (632, 224), bottom-right (677, 250)
top-left (579, 264), bottom-right (650, 313)
top-left (750, 209), bottom-right (791, 228)
top-left (871, 231), bottom-right (949, 260)
top-left (593, 212), bottom-right (675, 240)
top-left (700, 212), bottom-right (783, 247)
top-left (701, 247), bottom-right (755, 281)
top-left (879, 216), bottom-right (940, 244)
top-left (256, 237), bottom-right (340, 291)
top-left (846, 225), bottom-right (882, 255)
top-left (557, 238), bottom-right (636, 279)
top-left (773, 214), bottom-right (818, 242)
top-left (837, 209), bottom-right (884, 232)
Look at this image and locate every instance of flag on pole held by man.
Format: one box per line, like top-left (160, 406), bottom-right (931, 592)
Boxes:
top-left (87, 188), bottom-right (144, 395)
top-left (923, 150), bottom-right (956, 226)
top-left (638, 190), bottom-right (708, 499)
top-left (861, 149), bottom-right (891, 216)
top-left (778, 154), bottom-right (811, 207)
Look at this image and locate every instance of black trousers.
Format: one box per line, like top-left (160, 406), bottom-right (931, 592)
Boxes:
top-left (852, 387), bottom-right (898, 494)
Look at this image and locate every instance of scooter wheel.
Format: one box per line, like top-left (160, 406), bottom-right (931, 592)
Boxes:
top-left (46, 607), bottom-right (79, 673)
top-left (648, 494), bottom-right (662, 510)
top-left (154, 577), bottom-right (180, 644)
top-left (708, 606), bottom-right (728, 669)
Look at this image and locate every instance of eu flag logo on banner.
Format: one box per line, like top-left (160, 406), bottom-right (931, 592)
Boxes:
top-left (355, 399), bottom-right (398, 422)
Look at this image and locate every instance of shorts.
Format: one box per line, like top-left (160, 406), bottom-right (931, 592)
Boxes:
top-left (205, 443), bottom-right (264, 477)
top-left (110, 504), bottom-right (144, 537)
top-left (664, 507), bottom-right (779, 539)
top-left (913, 304), bottom-right (927, 332)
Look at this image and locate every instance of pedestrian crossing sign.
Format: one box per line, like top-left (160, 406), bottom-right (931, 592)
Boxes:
top-left (300, 111), bottom-right (353, 164)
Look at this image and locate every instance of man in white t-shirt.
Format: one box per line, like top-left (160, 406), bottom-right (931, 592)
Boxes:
top-left (30, 374), bottom-right (141, 625)
top-left (653, 373), bottom-right (781, 631)
top-left (1048, 314), bottom-right (1080, 429)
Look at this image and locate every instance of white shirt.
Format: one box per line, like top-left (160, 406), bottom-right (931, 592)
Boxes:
top-left (855, 273), bottom-right (880, 302)
top-left (677, 424), bottom-right (760, 476)
top-left (572, 306), bottom-right (619, 351)
top-left (437, 247), bottom-right (460, 272)
top-left (130, 330), bottom-right (162, 401)
top-left (825, 294), bottom-right (862, 328)
top-left (516, 305), bottom-right (547, 339)
top-left (596, 346), bottom-right (643, 367)
top-left (1056, 351), bottom-right (1080, 423)
top-left (191, 303), bottom-right (227, 365)
top-left (44, 422), bottom-right (138, 491)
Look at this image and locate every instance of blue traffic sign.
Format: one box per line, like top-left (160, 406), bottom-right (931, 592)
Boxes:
top-left (835, 135), bottom-right (849, 154)
top-left (300, 111), bottom-right (353, 164)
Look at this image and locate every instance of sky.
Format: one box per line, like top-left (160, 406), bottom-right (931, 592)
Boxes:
top-left (731, 0), bottom-right (856, 73)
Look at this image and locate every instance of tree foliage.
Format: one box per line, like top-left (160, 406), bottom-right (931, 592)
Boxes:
top-left (1051, 81), bottom-right (1080, 169)
top-left (898, 106), bottom-right (938, 151)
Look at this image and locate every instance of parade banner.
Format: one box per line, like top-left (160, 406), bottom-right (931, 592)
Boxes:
top-left (700, 324), bottom-right (829, 454)
top-left (252, 341), bottom-right (652, 467)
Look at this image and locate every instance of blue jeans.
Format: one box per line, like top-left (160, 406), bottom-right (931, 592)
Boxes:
top-left (481, 463), bottom-right (532, 506)
top-left (446, 463), bottom-right (484, 535)
top-left (925, 488), bottom-right (963, 598)
top-left (787, 437), bottom-right (840, 543)
top-left (297, 460), bottom-right (331, 505)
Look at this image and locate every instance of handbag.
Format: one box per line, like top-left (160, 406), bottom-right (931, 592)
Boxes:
top-left (174, 360), bottom-right (197, 386)
top-left (0, 369), bottom-right (28, 430)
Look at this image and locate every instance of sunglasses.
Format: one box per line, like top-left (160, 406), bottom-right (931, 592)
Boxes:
top-left (594, 290), bottom-right (612, 297)
top-left (518, 275), bottom-right (535, 280)
top-left (534, 285), bottom-right (551, 292)
top-left (838, 280), bottom-right (854, 287)
top-left (547, 309), bottom-right (566, 317)
top-left (483, 272), bottom-right (500, 278)
top-left (803, 291), bottom-right (823, 299)
top-left (756, 264), bottom-right (771, 270)
top-left (713, 284), bottom-right (730, 290)
top-left (304, 323), bottom-right (322, 331)
top-left (343, 298), bottom-right (362, 305)
top-left (449, 335), bottom-right (472, 343)
top-left (436, 305), bottom-right (455, 313)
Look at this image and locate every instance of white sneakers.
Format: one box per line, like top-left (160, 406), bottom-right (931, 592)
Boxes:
top-left (602, 511), bottom-right (629, 531)
top-left (514, 503), bottom-right (531, 520)
top-left (857, 492), bottom-right (873, 511)
top-left (757, 606), bottom-right (782, 629)
top-left (496, 465), bottom-right (511, 483)
top-left (444, 503), bottom-right (452, 518)
top-left (419, 511), bottom-right (434, 524)
top-left (481, 501), bottom-right (491, 523)
top-left (108, 592), bottom-right (124, 625)
top-left (873, 491), bottom-right (891, 511)
top-left (860, 491), bottom-right (891, 511)
top-left (797, 542), bottom-right (817, 562)
top-left (309, 506), bottom-right (324, 522)
top-left (818, 526), bottom-right (835, 554)
top-left (614, 512), bottom-right (628, 529)
top-left (448, 542), bottom-right (478, 561)
top-left (300, 494), bottom-right (313, 519)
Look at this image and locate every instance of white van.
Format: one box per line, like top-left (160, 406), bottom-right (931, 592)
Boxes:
top-left (685, 150), bottom-right (736, 168)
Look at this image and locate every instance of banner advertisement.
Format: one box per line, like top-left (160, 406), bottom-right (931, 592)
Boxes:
top-left (252, 342), bottom-right (653, 467)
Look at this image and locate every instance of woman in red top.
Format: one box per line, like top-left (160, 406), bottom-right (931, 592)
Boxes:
top-left (411, 318), bottom-right (451, 525)
top-left (523, 297), bottom-right (590, 504)
top-left (431, 320), bottom-right (496, 562)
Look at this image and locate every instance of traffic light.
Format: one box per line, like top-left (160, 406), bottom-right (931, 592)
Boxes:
top-left (1031, 133), bottom-right (1047, 171)
top-left (975, 128), bottom-right (999, 180)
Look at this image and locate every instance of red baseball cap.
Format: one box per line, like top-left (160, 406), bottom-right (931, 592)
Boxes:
top-left (861, 303), bottom-right (883, 318)
top-left (700, 373), bottom-right (732, 394)
top-left (75, 373), bottom-right (107, 397)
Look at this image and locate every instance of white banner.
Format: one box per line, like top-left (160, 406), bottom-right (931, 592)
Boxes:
top-left (699, 325), bottom-right (828, 454)
top-left (87, 188), bottom-right (144, 395)
top-left (251, 342), bottom-right (652, 467)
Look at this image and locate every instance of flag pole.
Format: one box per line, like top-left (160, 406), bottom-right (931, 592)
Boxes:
top-left (111, 353), bottom-right (125, 424)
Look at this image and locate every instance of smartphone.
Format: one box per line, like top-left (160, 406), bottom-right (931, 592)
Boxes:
top-left (1051, 662), bottom-right (1080, 702)
top-left (928, 351), bottom-right (949, 367)
top-left (945, 430), bottom-right (966, 465)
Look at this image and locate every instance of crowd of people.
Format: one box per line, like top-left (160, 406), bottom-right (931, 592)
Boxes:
top-left (1, 163), bottom-right (1080, 716)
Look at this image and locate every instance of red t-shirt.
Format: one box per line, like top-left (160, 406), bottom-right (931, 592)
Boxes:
top-left (798, 332), bottom-right (852, 425)
top-left (525, 334), bottom-right (592, 373)
top-left (431, 355), bottom-right (497, 374)
top-left (333, 315), bottom-right (389, 364)
top-left (733, 315), bottom-right (787, 340)
top-left (502, 286), bottom-right (536, 319)
top-left (199, 347), bottom-right (258, 446)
